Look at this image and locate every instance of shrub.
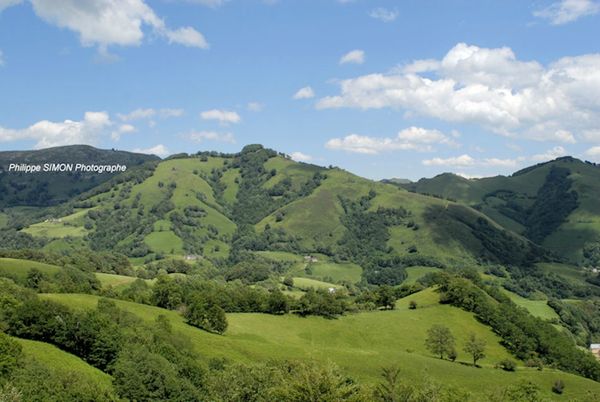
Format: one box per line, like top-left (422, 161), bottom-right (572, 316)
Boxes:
top-left (552, 379), bottom-right (565, 394)
top-left (497, 359), bottom-right (516, 372)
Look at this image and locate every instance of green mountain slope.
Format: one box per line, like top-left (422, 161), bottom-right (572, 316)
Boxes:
top-left (11, 145), bottom-right (545, 283)
top-left (402, 157), bottom-right (600, 262)
top-left (39, 291), bottom-right (600, 400)
top-left (0, 145), bottom-right (159, 208)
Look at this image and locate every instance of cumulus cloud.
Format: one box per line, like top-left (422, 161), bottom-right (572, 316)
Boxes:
top-left (340, 49), bottom-right (365, 65)
top-left (117, 107), bottom-right (184, 121)
top-left (369, 7), bottom-right (398, 22)
top-left (325, 127), bottom-right (458, 155)
top-left (317, 42), bottom-right (600, 143)
top-left (111, 124), bottom-right (136, 141)
top-left (0, 0), bottom-right (21, 12)
top-left (247, 102), bottom-right (264, 112)
top-left (28, 0), bottom-right (208, 53)
top-left (534, 0), bottom-right (600, 25)
top-left (585, 145), bottom-right (600, 157)
top-left (422, 154), bottom-right (523, 168)
top-left (531, 146), bottom-right (567, 161)
top-left (200, 109), bottom-right (241, 124)
top-left (422, 154), bottom-right (475, 167)
top-left (0, 111), bottom-right (111, 148)
top-left (187, 130), bottom-right (235, 143)
top-left (290, 151), bottom-right (312, 162)
top-left (133, 144), bottom-right (170, 157)
top-left (293, 86), bottom-right (315, 100)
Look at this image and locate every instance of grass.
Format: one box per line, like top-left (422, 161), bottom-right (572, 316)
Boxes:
top-left (144, 230), bottom-right (184, 255)
top-left (0, 212), bottom-right (8, 229)
top-left (308, 261), bottom-right (362, 283)
top-left (0, 258), bottom-right (61, 281)
top-left (291, 277), bottom-right (342, 290)
top-left (39, 291), bottom-right (600, 400)
top-left (95, 272), bottom-right (141, 289)
top-left (501, 289), bottom-right (559, 321)
top-left (404, 266), bottom-right (443, 285)
top-left (16, 337), bottom-right (114, 393)
top-left (22, 208), bottom-right (91, 238)
top-left (255, 251), bottom-right (304, 262)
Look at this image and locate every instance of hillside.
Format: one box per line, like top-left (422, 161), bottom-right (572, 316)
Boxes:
top-left (3, 145), bottom-right (549, 285)
top-left (2, 145), bottom-right (600, 401)
top-left (401, 157), bottom-right (600, 263)
top-left (0, 145), bottom-right (159, 208)
top-left (38, 291), bottom-right (600, 401)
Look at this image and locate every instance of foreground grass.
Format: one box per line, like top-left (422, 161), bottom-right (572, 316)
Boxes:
top-left (39, 290), bottom-right (600, 400)
top-left (0, 258), bottom-right (61, 281)
top-left (16, 337), bottom-right (114, 393)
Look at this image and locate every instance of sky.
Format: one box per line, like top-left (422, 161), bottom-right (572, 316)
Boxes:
top-left (1, 0), bottom-right (600, 181)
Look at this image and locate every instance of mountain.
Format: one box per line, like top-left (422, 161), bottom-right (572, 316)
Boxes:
top-left (0, 145), bottom-right (159, 208)
top-left (3, 144), bottom-right (547, 279)
top-left (2, 145), bottom-right (600, 400)
top-left (400, 157), bottom-right (600, 263)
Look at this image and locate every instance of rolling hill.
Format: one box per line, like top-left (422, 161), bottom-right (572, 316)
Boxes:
top-left (401, 157), bottom-right (600, 263)
top-left (0, 145), bottom-right (159, 208)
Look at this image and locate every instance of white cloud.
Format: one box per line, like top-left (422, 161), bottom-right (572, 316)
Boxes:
top-left (531, 146), bottom-right (567, 161)
top-left (0, 111), bottom-right (111, 148)
top-left (293, 86), bottom-right (315, 100)
top-left (340, 49), bottom-right (365, 65)
top-left (111, 124), bottom-right (136, 141)
top-left (117, 107), bottom-right (183, 121)
top-left (133, 144), bottom-right (170, 157)
top-left (422, 154), bottom-right (475, 167)
top-left (164, 26), bottom-right (208, 48)
top-left (534, 0), bottom-right (600, 25)
top-left (200, 109), bottom-right (241, 124)
top-left (247, 102), bottom-right (264, 112)
top-left (481, 157), bottom-right (521, 168)
top-left (187, 130), bottom-right (235, 143)
top-left (29, 0), bottom-right (208, 53)
top-left (290, 151), bottom-right (312, 162)
top-left (317, 42), bottom-right (600, 143)
top-left (585, 145), bottom-right (600, 156)
top-left (0, 0), bottom-right (21, 12)
top-left (422, 154), bottom-right (523, 168)
top-left (325, 127), bottom-right (458, 155)
top-left (369, 7), bottom-right (398, 22)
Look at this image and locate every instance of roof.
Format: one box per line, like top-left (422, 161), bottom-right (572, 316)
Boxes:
top-left (591, 344), bottom-right (600, 349)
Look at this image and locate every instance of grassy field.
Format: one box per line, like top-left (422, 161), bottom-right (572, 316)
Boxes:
top-left (22, 208), bottom-right (91, 238)
top-left (95, 272), bottom-right (142, 289)
top-left (501, 289), bottom-right (559, 321)
top-left (309, 261), bottom-right (363, 283)
top-left (291, 277), bottom-right (342, 291)
top-left (0, 212), bottom-right (8, 229)
top-left (38, 290), bottom-right (600, 400)
top-left (404, 266), bottom-right (443, 285)
top-left (0, 258), bottom-right (61, 281)
top-left (16, 337), bottom-right (114, 393)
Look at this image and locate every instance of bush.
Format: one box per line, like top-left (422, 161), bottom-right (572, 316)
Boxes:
top-left (408, 300), bottom-right (417, 310)
top-left (497, 359), bottom-right (516, 372)
top-left (552, 379), bottom-right (565, 394)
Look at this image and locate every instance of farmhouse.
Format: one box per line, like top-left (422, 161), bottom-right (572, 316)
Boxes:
top-left (591, 344), bottom-right (600, 360)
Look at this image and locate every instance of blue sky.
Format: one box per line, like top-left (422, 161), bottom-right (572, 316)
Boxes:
top-left (1, 0), bottom-right (600, 180)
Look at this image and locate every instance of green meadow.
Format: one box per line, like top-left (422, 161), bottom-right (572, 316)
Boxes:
top-left (38, 289), bottom-right (600, 400)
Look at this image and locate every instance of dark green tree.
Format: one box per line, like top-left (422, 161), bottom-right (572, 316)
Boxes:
top-left (425, 325), bottom-right (455, 359)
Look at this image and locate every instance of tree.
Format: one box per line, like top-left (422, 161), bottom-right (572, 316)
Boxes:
top-left (463, 333), bottom-right (486, 366)
top-left (376, 285), bottom-right (396, 310)
top-left (425, 325), bottom-right (455, 359)
top-left (267, 290), bottom-right (289, 315)
top-left (185, 297), bottom-right (228, 334)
